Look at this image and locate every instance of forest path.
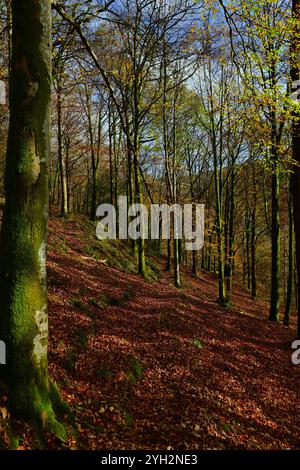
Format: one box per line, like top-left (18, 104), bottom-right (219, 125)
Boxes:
top-left (14, 216), bottom-right (300, 449)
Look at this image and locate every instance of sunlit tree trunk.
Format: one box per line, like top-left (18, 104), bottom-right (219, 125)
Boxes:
top-left (56, 72), bottom-right (68, 218)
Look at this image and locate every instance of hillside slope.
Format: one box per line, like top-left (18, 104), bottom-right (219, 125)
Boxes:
top-left (1, 216), bottom-right (300, 449)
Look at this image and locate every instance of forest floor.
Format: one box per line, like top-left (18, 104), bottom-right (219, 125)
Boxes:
top-left (1, 215), bottom-right (300, 450)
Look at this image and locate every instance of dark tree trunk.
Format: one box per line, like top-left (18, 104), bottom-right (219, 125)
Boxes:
top-left (284, 179), bottom-right (294, 326)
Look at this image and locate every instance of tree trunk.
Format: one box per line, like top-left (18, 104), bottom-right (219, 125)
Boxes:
top-left (166, 238), bottom-right (171, 271)
top-left (56, 75), bottom-right (68, 218)
top-left (174, 237), bottom-right (181, 288)
top-left (250, 163), bottom-right (257, 299)
top-left (0, 0), bottom-right (68, 434)
top-left (226, 170), bottom-right (235, 304)
top-left (133, 145), bottom-right (146, 277)
top-left (284, 179), bottom-right (294, 326)
top-left (269, 146), bottom-right (281, 323)
top-left (108, 102), bottom-right (114, 206)
top-left (250, 209), bottom-right (257, 299)
top-left (245, 208), bottom-right (251, 291)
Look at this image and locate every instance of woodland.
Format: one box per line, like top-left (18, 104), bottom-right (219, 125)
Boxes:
top-left (0, 0), bottom-right (299, 452)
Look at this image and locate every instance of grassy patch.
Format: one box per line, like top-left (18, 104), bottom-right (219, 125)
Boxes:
top-left (63, 347), bottom-right (77, 371)
top-left (99, 288), bottom-right (134, 308)
top-left (69, 298), bottom-right (96, 320)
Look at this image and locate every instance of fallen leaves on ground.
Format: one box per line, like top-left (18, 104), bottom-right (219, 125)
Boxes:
top-left (2, 215), bottom-right (300, 450)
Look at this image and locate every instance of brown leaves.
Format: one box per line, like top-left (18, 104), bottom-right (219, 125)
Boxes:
top-left (18, 217), bottom-right (298, 449)
top-left (0, 401), bottom-right (10, 448)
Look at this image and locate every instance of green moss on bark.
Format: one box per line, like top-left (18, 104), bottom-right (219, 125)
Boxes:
top-left (0, 0), bottom-right (71, 438)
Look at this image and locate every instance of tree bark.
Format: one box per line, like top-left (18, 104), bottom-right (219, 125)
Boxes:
top-left (269, 141), bottom-right (281, 323)
top-left (284, 178), bottom-right (294, 326)
top-left (56, 73), bottom-right (68, 218)
top-left (0, 0), bottom-right (68, 434)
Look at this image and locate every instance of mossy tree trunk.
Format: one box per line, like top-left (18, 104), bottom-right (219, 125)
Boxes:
top-left (250, 162), bottom-right (257, 299)
top-left (172, 98), bottom-right (181, 289)
top-left (284, 177), bottom-right (294, 326)
top-left (226, 169), bottom-right (235, 304)
top-left (269, 135), bottom-right (281, 323)
top-left (214, 163), bottom-right (227, 306)
top-left (133, 145), bottom-right (146, 277)
top-left (0, 0), bottom-right (67, 435)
